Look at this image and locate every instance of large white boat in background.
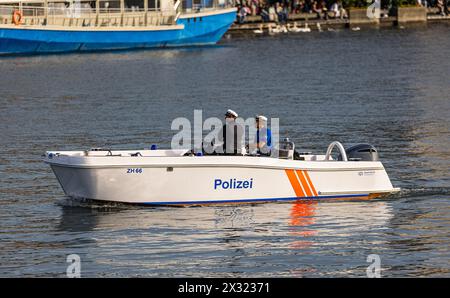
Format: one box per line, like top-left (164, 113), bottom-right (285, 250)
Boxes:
top-left (44, 141), bottom-right (400, 206)
top-left (0, 0), bottom-right (237, 55)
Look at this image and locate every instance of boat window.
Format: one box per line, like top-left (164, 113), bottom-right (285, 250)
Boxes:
top-left (147, 0), bottom-right (160, 11)
top-left (124, 0), bottom-right (144, 11)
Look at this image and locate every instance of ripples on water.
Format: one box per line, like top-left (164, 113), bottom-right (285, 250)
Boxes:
top-left (0, 24), bottom-right (449, 277)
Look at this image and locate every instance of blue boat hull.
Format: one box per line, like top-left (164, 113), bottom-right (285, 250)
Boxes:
top-left (0, 9), bottom-right (236, 55)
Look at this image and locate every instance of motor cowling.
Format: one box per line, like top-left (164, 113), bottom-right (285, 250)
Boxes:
top-left (339, 144), bottom-right (379, 161)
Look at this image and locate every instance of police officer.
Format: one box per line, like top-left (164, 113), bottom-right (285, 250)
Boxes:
top-left (254, 115), bottom-right (272, 156)
top-left (220, 109), bottom-right (244, 155)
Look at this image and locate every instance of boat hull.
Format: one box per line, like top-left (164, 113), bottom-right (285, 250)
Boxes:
top-left (46, 155), bottom-right (399, 206)
top-left (0, 8), bottom-right (236, 55)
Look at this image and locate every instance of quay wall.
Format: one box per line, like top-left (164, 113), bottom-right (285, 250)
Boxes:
top-left (348, 8), bottom-right (380, 25)
top-left (397, 7), bottom-right (428, 23)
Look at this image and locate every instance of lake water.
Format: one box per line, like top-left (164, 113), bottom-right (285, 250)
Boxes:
top-left (0, 23), bottom-right (449, 277)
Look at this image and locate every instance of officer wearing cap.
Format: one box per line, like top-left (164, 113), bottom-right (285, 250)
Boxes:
top-left (225, 109), bottom-right (238, 119)
top-left (253, 115), bottom-right (272, 155)
top-left (219, 109), bottom-right (244, 155)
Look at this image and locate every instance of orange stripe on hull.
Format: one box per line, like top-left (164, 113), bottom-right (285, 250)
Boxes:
top-left (296, 170), bottom-right (313, 197)
top-left (303, 171), bottom-right (318, 196)
top-left (285, 169), bottom-right (305, 197)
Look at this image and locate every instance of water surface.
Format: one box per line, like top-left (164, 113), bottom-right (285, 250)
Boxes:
top-left (0, 23), bottom-right (449, 277)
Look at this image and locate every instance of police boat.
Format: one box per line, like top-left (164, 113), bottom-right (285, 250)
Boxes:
top-left (43, 140), bottom-right (400, 206)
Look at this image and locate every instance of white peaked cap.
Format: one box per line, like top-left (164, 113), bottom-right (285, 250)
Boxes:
top-left (256, 115), bottom-right (268, 121)
top-left (225, 109), bottom-right (238, 117)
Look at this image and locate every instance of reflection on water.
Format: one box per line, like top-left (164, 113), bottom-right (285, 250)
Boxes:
top-left (1, 193), bottom-right (449, 277)
top-left (215, 207), bottom-right (255, 229)
top-left (290, 201), bottom-right (317, 227)
top-left (289, 201), bottom-right (317, 245)
top-left (41, 198), bottom-right (397, 277)
top-left (289, 201), bottom-right (317, 250)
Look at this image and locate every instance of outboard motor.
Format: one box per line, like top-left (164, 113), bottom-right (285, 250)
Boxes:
top-left (339, 144), bottom-right (379, 161)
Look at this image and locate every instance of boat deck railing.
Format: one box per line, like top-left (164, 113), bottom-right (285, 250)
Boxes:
top-left (0, 0), bottom-right (234, 27)
top-left (1, 8), bottom-right (174, 27)
top-left (0, 2), bottom-right (178, 27)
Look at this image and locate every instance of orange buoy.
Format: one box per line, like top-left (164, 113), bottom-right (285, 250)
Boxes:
top-left (12, 10), bottom-right (22, 26)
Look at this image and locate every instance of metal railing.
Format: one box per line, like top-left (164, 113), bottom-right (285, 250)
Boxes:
top-left (325, 141), bottom-right (348, 161)
top-left (0, 0), bottom-right (235, 26)
top-left (181, 0), bottom-right (234, 12)
top-left (0, 3), bottom-right (176, 26)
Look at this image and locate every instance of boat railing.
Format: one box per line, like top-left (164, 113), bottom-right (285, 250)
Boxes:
top-left (183, 0), bottom-right (234, 13)
top-left (184, 0), bottom-right (233, 9)
top-left (325, 141), bottom-right (348, 162)
top-left (0, 0), bottom-right (235, 27)
top-left (0, 0), bottom-right (180, 27)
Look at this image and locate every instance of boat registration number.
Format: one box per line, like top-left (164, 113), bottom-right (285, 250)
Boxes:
top-left (127, 168), bottom-right (143, 174)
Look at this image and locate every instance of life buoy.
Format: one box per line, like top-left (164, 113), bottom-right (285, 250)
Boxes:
top-left (12, 10), bottom-right (22, 26)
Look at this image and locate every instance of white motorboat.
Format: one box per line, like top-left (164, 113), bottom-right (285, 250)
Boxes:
top-left (44, 141), bottom-right (400, 206)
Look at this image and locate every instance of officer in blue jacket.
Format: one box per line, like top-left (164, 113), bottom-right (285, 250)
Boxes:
top-left (254, 115), bottom-right (272, 156)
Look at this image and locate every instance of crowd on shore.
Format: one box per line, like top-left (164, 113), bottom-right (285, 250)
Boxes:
top-left (236, 0), bottom-right (348, 23)
top-left (235, 0), bottom-right (449, 24)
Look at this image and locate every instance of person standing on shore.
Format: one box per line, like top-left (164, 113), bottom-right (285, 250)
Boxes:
top-left (437, 0), bottom-right (448, 15)
top-left (260, 5), bottom-right (270, 22)
top-left (238, 5), bottom-right (248, 23)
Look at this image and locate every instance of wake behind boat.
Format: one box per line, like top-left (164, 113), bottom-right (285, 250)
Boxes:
top-left (0, 0), bottom-right (236, 55)
top-left (44, 141), bottom-right (400, 206)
